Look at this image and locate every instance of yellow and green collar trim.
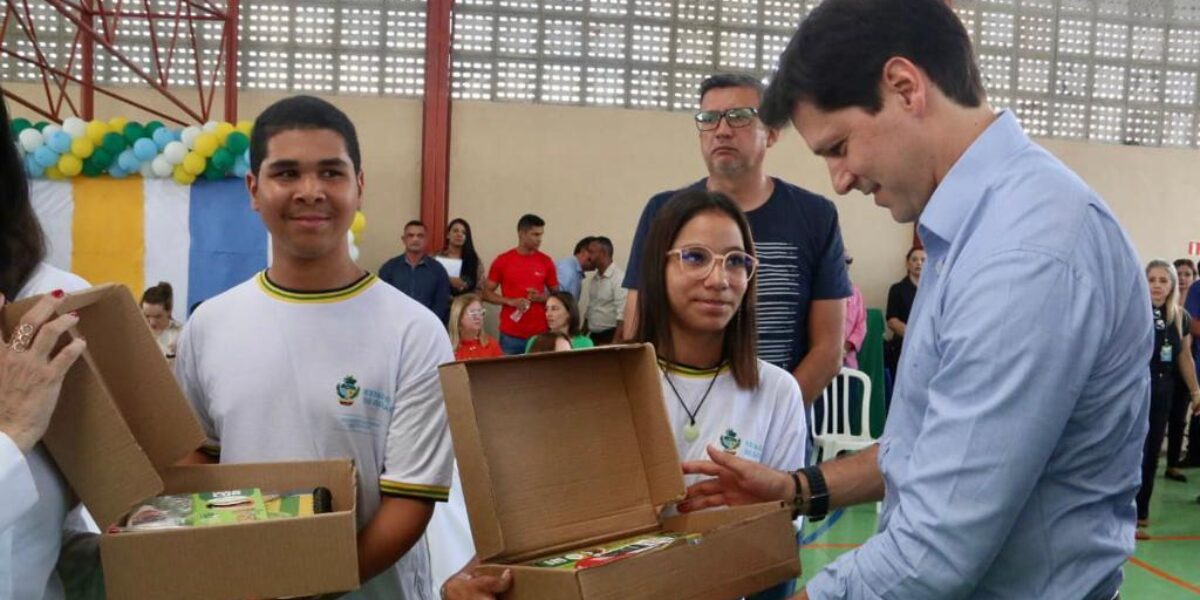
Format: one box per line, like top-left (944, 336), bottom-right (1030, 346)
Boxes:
top-left (380, 480), bottom-right (450, 502)
top-left (657, 358), bottom-right (730, 379)
top-left (257, 270), bottom-right (376, 304)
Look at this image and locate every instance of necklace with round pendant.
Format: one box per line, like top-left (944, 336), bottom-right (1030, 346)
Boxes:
top-left (661, 363), bottom-right (721, 444)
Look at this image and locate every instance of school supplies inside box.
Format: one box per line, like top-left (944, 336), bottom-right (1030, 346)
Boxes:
top-left (117, 487), bottom-right (334, 532)
top-left (526, 532), bottom-right (703, 571)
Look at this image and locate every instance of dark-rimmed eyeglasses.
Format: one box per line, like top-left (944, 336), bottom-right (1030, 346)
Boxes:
top-left (693, 107), bottom-right (759, 132)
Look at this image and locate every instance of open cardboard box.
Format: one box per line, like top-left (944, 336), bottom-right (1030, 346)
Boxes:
top-left (2, 285), bottom-right (359, 600)
top-left (439, 345), bottom-right (800, 600)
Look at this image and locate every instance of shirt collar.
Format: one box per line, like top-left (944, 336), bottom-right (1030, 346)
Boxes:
top-left (918, 110), bottom-right (1030, 251)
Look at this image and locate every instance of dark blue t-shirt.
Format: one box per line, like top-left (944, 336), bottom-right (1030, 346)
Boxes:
top-left (623, 178), bottom-right (852, 372)
top-left (1186, 283), bottom-right (1200, 371)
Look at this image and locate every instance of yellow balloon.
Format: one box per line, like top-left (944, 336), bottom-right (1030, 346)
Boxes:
top-left (215, 122), bottom-right (235, 144)
top-left (108, 117), bottom-right (128, 132)
top-left (350, 211), bottom-right (367, 237)
top-left (182, 151), bottom-right (206, 175)
top-left (57, 154), bottom-right (83, 177)
top-left (85, 120), bottom-right (109, 145)
top-left (45, 165), bottom-right (65, 180)
top-left (173, 164), bottom-right (196, 185)
top-left (70, 137), bottom-right (95, 159)
top-left (236, 120), bottom-right (253, 136)
top-left (194, 133), bottom-right (219, 158)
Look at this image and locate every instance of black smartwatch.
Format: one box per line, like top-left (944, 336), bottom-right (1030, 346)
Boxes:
top-left (800, 465), bottom-right (830, 521)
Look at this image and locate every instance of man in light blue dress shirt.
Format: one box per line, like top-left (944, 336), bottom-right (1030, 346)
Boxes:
top-left (678, 1), bottom-right (1151, 599)
top-left (555, 236), bottom-right (595, 300)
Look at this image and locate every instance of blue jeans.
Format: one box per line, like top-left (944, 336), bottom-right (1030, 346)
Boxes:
top-left (499, 334), bottom-right (528, 356)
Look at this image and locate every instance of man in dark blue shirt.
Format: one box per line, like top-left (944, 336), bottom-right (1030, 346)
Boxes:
top-left (379, 220), bottom-right (451, 322)
top-left (622, 73), bottom-right (851, 405)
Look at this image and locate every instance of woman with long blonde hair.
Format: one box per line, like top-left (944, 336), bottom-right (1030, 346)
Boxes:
top-left (1138, 259), bottom-right (1200, 539)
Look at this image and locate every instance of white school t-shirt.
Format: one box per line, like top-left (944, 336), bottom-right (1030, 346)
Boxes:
top-left (174, 272), bottom-right (454, 600)
top-left (659, 358), bottom-right (807, 499)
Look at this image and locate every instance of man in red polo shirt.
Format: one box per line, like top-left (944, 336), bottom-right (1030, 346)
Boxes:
top-left (482, 214), bottom-right (559, 355)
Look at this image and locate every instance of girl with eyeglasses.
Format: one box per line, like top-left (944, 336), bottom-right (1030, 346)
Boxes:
top-left (448, 293), bottom-right (503, 361)
top-left (634, 189), bottom-right (807, 598)
top-left (441, 190), bottom-right (806, 599)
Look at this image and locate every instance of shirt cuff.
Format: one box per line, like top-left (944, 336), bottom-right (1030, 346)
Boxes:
top-left (0, 432), bottom-right (40, 530)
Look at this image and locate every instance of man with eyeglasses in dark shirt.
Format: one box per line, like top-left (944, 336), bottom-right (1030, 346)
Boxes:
top-left (622, 73), bottom-right (852, 411)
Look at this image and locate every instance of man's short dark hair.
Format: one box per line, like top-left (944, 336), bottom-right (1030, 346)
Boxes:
top-left (699, 73), bottom-right (765, 104)
top-left (590, 236), bottom-right (614, 258)
top-left (574, 236), bottom-right (596, 255)
top-left (404, 220), bottom-right (426, 230)
top-left (518, 214), bottom-right (545, 232)
top-left (1174, 258), bottom-right (1196, 273)
top-left (906, 246), bottom-right (925, 261)
top-left (760, 0), bottom-right (985, 128)
top-left (250, 95), bottom-right (362, 175)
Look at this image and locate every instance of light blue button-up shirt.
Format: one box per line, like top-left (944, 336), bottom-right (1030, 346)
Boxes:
top-left (806, 111), bottom-right (1151, 599)
top-left (556, 255), bottom-right (585, 299)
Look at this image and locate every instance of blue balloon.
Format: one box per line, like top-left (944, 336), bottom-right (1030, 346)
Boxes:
top-left (34, 146), bottom-right (59, 168)
top-left (133, 138), bottom-right (157, 161)
top-left (48, 131), bottom-right (72, 154)
top-left (109, 166), bottom-right (129, 178)
top-left (152, 126), bottom-right (174, 150)
top-left (118, 149), bottom-right (141, 172)
top-left (242, 148), bottom-right (250, 163)
top-left (231, 157), bottom-right (249, 179)
top-left (25, 155), bottom-right (44, 178)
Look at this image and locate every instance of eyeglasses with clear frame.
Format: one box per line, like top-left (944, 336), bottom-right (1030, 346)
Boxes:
top-left (666, 245), bottom-right (758, 282)
top-left (693, 107), bottom-right (759, 132)
top-left (466, 308), bottom-right (486, 318)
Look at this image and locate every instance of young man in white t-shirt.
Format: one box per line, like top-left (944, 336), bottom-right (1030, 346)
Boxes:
top-left (175, 95), bottom-right (453, 600)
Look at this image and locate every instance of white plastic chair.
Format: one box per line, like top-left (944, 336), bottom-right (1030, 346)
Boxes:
top-left (811, 367), bottom-right (876, 464)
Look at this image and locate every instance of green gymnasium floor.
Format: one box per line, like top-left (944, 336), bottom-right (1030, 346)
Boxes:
top-left (792, 469), bottom-right (1200, 598)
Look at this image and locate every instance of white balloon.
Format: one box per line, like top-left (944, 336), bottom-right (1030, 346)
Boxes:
top-left (162, 141), bottom-right (188, 164)
top-left (349, 244), bottom-right (360, 262)
top-left (140, 161), bottom-right (156, 178)
top-left (151, 156), bottom-right (174, 178)
top-left (18, 129), bottom-right (44, 152)
top-left (62, 116), bottom-right (86, 138)
top-left (42, 124), bottom-right (63, 139)
top-left (180, 126), bottom-right (202, 149)
top-left (202, 120), bottom-right (219, 132)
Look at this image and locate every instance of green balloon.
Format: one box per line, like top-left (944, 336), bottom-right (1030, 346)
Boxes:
top-left (145, 121), bottom-right (164, 134)
top-left (123, 122), bottom-right (146, 143)
top-left (34, 121), bottom-right (48, 132)
top-left (224, 131), bottom-right (249, 154)
top-left (91, 148), bottom-right (113, 168)
top-left (211, 148), bottom-right (234, 171)
top-left (203, 160), bottom-right (225, 180)
top-left (101, 132), bottom-right (126, 154)
top-left (82, 157), bottom-right (105, 177)
top-left (10, 117), bottom-right (32, 136)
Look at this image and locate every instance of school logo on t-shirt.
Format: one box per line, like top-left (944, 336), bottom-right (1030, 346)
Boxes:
top-left (720, 428), bottom-right (742, 454)
top-left (336, 375), bottom-right (361, 406)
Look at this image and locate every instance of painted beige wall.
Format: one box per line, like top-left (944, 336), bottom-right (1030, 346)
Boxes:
top-left (448, 101), bottom-right (1200, 309)
top-left (7, 82), bottom-right (1199, 309)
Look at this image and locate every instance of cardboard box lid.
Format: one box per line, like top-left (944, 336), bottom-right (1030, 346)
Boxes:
top-left (1, 285), bottom-right (207, 528)
top-left (438, 344), bottom-right (685, 563)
